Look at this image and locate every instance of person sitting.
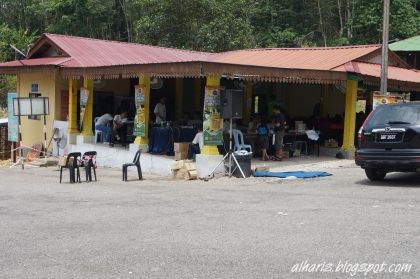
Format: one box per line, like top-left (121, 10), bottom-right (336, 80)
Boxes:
top-left (247, 115), bottom-right (261, 134)
top-left (110, 111), bottom-right (128, 147)
top-left (257, 119), bottom-right (270, 161)
top-left (154, 97), bottom-right (167, 124)
top-left (188, 126), bottom-right (203, 160)
top-left (95, 113), bottom-right (113, 143)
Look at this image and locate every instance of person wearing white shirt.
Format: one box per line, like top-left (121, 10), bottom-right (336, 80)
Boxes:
top-left (95, 113), bottom-right (113, 143)
top-left (154, 97), bottom-right (167, 124)
top-left (188, 127), bottom-right (203, 160)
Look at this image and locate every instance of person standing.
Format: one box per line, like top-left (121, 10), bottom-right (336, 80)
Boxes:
top-left (272, 105), bottom-right (286, 160)
top-left (257, 119), bottom-right (270, 161)
top-left (154, 97), bottom-right (167, 124)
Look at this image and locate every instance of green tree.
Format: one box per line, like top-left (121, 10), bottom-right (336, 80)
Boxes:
top-left (130, 0), bottom-right (255, 51)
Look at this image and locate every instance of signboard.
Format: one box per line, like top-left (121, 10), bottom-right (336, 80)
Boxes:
top-left (372, 95), bottom-right (399, 110)
top-left (133, 85), bottom-right (146, 136)
top-left (7, 93), bottom-right (18, 142)
top-left (372, 92), bottom-right (410, 110)
top-left (13, 97), bottom-right (49, 116)
top-left (203, 86), bottom-right (223, 145)
top-left (80, 87), bottom-right (89, 127)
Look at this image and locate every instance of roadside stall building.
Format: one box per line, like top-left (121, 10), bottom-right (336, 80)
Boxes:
top-left (1, 34), bottom-right (420, 174)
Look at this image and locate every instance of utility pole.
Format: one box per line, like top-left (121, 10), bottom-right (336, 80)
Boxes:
top-left (380, 0), bottom-right (390, 95)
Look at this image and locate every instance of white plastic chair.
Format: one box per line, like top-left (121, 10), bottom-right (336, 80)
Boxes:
top-left (232, 129), bottom-right (252, 153)
top-left (94, 117), bottom-right (103, 144)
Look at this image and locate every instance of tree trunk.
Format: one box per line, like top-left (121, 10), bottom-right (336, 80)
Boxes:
top-left (317, 0), bottom-right (327, 46)
top-left (337, 0), bottom-right (343, 37)
top-left (346, 0), bottom-right (353, 38)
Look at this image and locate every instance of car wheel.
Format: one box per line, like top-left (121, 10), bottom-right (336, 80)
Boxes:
top-left (365, 168), bottom-right (386, 181)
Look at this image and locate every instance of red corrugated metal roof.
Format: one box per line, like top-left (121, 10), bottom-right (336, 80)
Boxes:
top-left (333, 61), bottom-right (420, 83)
top-left (0, 57), bottom-right (72, 67)
top-left (1, 33), bottom-right (420, 86)
top-left (43, 33), bottom-right (209, 68)
top-left (208, 45), bottom-right (381, 70)
top-left (18, 34), bottom-right (380, 70)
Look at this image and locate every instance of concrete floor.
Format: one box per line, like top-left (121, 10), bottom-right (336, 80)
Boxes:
top-left (0, 160), bottom-right (419, 278)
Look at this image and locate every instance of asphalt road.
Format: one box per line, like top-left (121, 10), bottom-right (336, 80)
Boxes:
top-left (0, 161), bottom-right (419, 279)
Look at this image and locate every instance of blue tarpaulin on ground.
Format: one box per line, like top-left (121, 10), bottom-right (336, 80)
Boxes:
top-left (253, 171), bottom-right (332, 179)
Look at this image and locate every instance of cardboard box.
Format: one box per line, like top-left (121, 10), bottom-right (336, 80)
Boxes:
top-left (184, 162), bottom-right (196, 171)
top-left (175, 152), bottom-right (188, 161)
top-left (171, 160), bottom-right (184, 170)
top-left (176, 169), bottom-right (188, 180)
top-left (185, 170), bottom-right (198, 180)
top-left (174, 142), bottom-right (189, 153)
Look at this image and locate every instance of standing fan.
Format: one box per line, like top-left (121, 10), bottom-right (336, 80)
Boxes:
top-left (53, 128), bottom-right (68, 156)
top-left (150, 77), bottom-right (164, 90)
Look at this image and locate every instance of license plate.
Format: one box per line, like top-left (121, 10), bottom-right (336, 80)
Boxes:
top-left (376, 133), bottom-right (403, 142)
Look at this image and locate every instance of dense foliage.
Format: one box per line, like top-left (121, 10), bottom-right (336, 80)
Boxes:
top-left (0, 0), bottom-right (420, 107)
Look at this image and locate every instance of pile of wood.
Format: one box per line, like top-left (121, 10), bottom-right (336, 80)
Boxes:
top-left (171, 160), bottom-right (197, 180)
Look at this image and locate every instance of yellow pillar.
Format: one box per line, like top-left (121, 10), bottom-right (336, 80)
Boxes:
top-left (134, 75), bottom-right (151, 145)
top-left (321, 84), bottom-right (329, 117)
top-left (194, 78), bottom-right (201, 112)
top-left (81, 79), bottom-right (94, 136)
top-left (175, 78), bottom-right (184, 119)
top-left (68, 79), bottom-right (79, 135)
top-left (243, 81), bottom-right (252, 123)
top-left (201, 75), bottom-right (221, 155)
top-left (341, 76), bottom-right (358, 151)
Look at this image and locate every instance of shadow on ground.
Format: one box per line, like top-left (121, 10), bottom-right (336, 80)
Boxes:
top-left (356, 172), bottom-right (420, 188)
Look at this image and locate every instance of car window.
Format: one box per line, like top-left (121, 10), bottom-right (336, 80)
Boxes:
top-left (367, 105), bottom-right (420, 126)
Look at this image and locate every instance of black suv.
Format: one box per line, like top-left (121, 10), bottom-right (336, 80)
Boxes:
top-left (355, 102), bottom-right (420, 181)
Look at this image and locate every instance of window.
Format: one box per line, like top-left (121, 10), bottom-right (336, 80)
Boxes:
top-left (367, 105), bottom-right (420, 127)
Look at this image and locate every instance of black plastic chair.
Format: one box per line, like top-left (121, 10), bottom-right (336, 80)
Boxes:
top-left (82, 151), bottom-right (97, 182)
top-left (122, 150), bottom-right (142, 181)
top-left (60, 152), bottom-right (81, 183)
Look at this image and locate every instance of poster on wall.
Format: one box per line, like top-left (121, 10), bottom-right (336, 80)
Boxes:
top-left (79, 87), bottom-right (89, 127)
top-left (7, 92), bottom-right (18, 142)
top-left (133, 85), bottom-right (146, 136)
top-left (203, 86), bottom-right (223, 145)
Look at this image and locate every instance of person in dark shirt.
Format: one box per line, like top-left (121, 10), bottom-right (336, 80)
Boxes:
top-left (272, 105), bottom-right (286, 160)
